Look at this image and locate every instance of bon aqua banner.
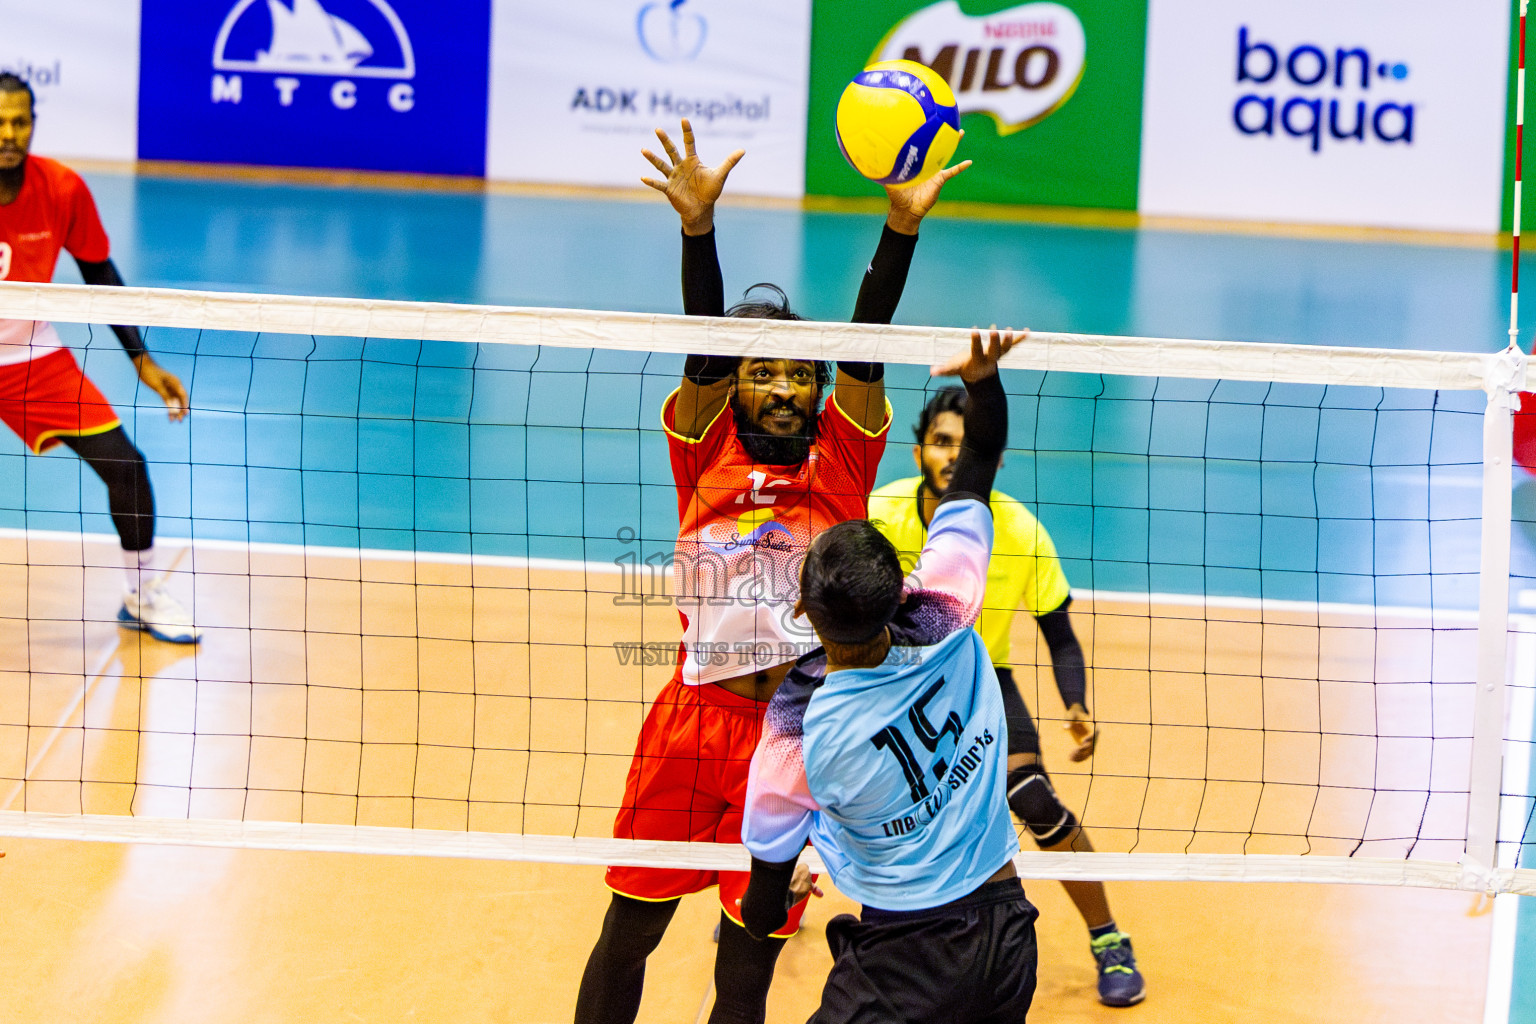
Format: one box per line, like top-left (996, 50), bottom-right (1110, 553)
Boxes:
top-left (805, 0), bottom-right (1148, 209)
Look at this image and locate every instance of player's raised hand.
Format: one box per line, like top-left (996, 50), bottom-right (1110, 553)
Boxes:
top-left (932, 326), bottom-right (1023, 383)
top-left (134, 354), bottom-right (190, 422)
top-left (1065, 703), bottom-right (1098, 762)
top-left (640, 118), bottom-right (744, 236)
top-left (884, 133), bottom-right (969, 234)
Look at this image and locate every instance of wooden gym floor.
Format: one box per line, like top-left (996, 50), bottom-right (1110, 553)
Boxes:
top-left (0, 533), bottom-right (1495, 1022)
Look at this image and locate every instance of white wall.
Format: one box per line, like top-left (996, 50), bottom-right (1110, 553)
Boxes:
top-left (487, 0), bottom-right (812, 198)
top-left (1138, 0), bottom-right (1510, 232)
top-left (2, 2), bottom-right (142, 162)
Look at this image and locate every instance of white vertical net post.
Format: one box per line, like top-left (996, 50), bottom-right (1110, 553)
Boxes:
top-left (1467, 351), bottom-right (1524, 878)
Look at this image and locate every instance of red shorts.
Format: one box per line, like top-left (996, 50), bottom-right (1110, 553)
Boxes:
top-left (0, 349), bottom-right (120, 453)
top-left (607, 671), bottom-right (813, 937)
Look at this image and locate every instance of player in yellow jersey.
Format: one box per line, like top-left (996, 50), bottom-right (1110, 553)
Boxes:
top-left (868, 385), bottom-right (1147, 1008)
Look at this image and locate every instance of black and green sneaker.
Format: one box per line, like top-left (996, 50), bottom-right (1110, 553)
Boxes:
top-left (1090, 931), bottom-right (1146, 1007)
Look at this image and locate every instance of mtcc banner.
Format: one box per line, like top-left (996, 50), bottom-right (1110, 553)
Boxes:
top-left (138, 0), bottom-right (493, 176)
top-left (806, 0), bottom-right (1147, 208)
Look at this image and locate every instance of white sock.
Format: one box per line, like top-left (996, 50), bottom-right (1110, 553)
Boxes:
top-left (122, 547), bottom-right (156, 594)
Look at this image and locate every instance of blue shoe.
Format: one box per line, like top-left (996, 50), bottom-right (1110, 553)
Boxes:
top-left (1091, 931), bottom-right (1146, 1007)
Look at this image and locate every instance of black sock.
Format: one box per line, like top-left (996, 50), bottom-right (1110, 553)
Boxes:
top-left (1088, 920), bottom-right (1119, 942)
top-left (574, 894), bottom-right (679, 1024)
top-left (708, 913), bottom-right (787, 1024)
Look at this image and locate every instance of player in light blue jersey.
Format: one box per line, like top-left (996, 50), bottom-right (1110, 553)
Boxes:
top-left (739, 328), bottom-right (1039, 1024)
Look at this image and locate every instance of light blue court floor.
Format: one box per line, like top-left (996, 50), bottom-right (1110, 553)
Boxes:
top-left (8, 169), bottom-right (1533, 606)
top-left (1, 170), bottom-right (1535, 1017)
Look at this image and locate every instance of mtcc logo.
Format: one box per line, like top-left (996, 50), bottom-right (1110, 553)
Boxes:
top-left (876, 0), bottom-right (1085, 135)
top-left (1233, 27), bottom-right (1414, 153)
top-left (636, 0), bottom-right (707, 64)
top-left (211, 0), bottom-right (417, 112)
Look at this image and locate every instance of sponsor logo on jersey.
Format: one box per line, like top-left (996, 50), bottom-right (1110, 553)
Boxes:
top-left (873, 0), bottom-right (1086, 135)
top-left (1231, 26), bottom-right (1414, 154)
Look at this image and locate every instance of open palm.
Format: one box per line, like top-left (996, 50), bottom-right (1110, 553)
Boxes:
top-left (641, 119), bottom-right (744, 233)
top-left (885, 153), bottom-right (971, 226)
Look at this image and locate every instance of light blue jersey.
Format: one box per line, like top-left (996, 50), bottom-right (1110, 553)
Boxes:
top-left (742, 498), bottom-right (1019, 911)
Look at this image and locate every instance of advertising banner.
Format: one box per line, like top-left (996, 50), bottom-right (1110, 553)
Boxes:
top-left (2, 3), bottom-right (141, 162)
top-left (1138, 0), bottom-right (1510, 233)
top-left (804, 0), bottom-right (1148, 208)
top-left (487, 0), bottom-right (813, 198)
top-left (136, 0), bottom-right (493, 176)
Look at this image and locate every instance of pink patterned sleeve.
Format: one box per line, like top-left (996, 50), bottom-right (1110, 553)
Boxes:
top-left (742, 670), bottom-right (820, 863)
top-left (900, 499), bottom-right (994, 640)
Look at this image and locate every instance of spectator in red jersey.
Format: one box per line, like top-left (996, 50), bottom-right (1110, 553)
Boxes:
top-left (574, 120), bottom-right (968, 1024)
top-left (0, 73), bottom-right (198, 643)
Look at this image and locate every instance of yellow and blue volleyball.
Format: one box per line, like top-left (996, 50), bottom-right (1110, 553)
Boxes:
top-left (835, 59), bottom-right (961, 187)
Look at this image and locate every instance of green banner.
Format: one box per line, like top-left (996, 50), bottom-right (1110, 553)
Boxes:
top-left (806, 0), bottom-right (1148, 209)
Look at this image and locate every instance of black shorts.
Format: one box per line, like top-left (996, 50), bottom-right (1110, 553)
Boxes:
top-left (995, 667), bottom-right (1040, 758)
top-left (811, 878), bottom-right (1039, 1024)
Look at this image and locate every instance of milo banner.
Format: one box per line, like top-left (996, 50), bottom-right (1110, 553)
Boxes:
top-left (805, 0), bottom-right (1148, 208)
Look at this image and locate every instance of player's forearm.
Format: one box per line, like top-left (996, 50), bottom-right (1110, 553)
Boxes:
top-left (1036, 602), bottom-right (1087, 710)
top-left (849, 224), bottom-right (917, 327)
top-left (739, 855), bottom-right (797, 940)
top-left (941, 372), bottom-right (1007, 504)
top-left (681, 228), bottom-right (725, 317)
top-left (75, 258), bottom-right (148, 360)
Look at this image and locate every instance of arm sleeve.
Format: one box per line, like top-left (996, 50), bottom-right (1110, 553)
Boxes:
top-left (903, 499), bottom-right (994, 635)
top-left (739, 856), bottom-right (798, 940)
top-left (849, 225), bottom-right (916, 326)
top-left (74, 257), bottom-right (147, 360)
top-left (1036, 600), bottom-right (1087, 709)
top-left (836, 226), bottom-right (916, 384)
top-left (682, 228), bottom-right (725, 317)
top-left (940, 372), bottom-right (1008, 507)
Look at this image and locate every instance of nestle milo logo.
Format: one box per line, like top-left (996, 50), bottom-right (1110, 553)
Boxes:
top-left (873, 0), bottom-right (1085, 135)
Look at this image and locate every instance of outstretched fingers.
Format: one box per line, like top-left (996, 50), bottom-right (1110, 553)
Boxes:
top-left (656, 126), bottom-right (682, 166)
top-left (640, 147), bottom-right (672, 176)
top-left (681, 118), bottom-right (696, 158)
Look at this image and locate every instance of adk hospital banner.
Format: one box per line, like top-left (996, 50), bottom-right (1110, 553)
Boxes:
top-left (0, 0), bottom-right (1527, 232)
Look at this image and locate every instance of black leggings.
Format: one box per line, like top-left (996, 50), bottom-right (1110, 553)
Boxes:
top-left (575, 894), bottom-right (788, 1024)
top-left (59, 428), bottom-right (154, 551)
top-left (995, 667), bottom-right (1041, 758)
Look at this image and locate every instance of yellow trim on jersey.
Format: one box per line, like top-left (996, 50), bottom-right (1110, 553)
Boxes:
top-left (659, 386), bottom-right (729, 444)
top-left (868, 476), bottom-right (1070, 667)
top-left (720, 900), bottom-right (804, 939)
top-left (828, 391), bottom-right (893, 439)
top-left (32, 418), bottom-right (122, 454)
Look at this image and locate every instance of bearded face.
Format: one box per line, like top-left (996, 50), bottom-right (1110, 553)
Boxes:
top-left (731, 357), bottom-right (822, 465)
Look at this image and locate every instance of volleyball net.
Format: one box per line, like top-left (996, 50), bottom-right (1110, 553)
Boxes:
top-left (0, 279), bottom-right (1533, 896)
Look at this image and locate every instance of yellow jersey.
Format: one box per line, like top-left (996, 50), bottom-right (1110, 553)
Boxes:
top-left (868, 477), bottom-right (1070, 667)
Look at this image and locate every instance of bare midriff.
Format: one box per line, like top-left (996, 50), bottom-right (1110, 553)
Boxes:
top-left (713, 661), bottom-right (794, 703)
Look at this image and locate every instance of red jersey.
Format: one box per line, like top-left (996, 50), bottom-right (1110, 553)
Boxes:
top-left (664, 389), bottom-right (891, 685)
top-left (0, 155), bottom-right (111, 364)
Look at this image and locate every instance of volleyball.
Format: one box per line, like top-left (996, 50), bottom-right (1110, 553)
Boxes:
top-left (835, 59), bottom-right (962, 187)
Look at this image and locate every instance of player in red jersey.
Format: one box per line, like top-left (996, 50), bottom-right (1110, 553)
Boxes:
top-left (574, 121), bottom-right (969, 1024)
top-left (0, 74), bottom-right (198, 643)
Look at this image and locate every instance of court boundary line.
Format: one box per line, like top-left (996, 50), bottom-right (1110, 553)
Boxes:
top-left (1482, 613), bottom-right (1536, 1024)
top-left (0, 526), bottom-right (1495, 625)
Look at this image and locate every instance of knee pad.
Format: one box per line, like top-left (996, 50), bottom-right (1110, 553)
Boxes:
top-left (1006, 763), bottom-right (1079, 847)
